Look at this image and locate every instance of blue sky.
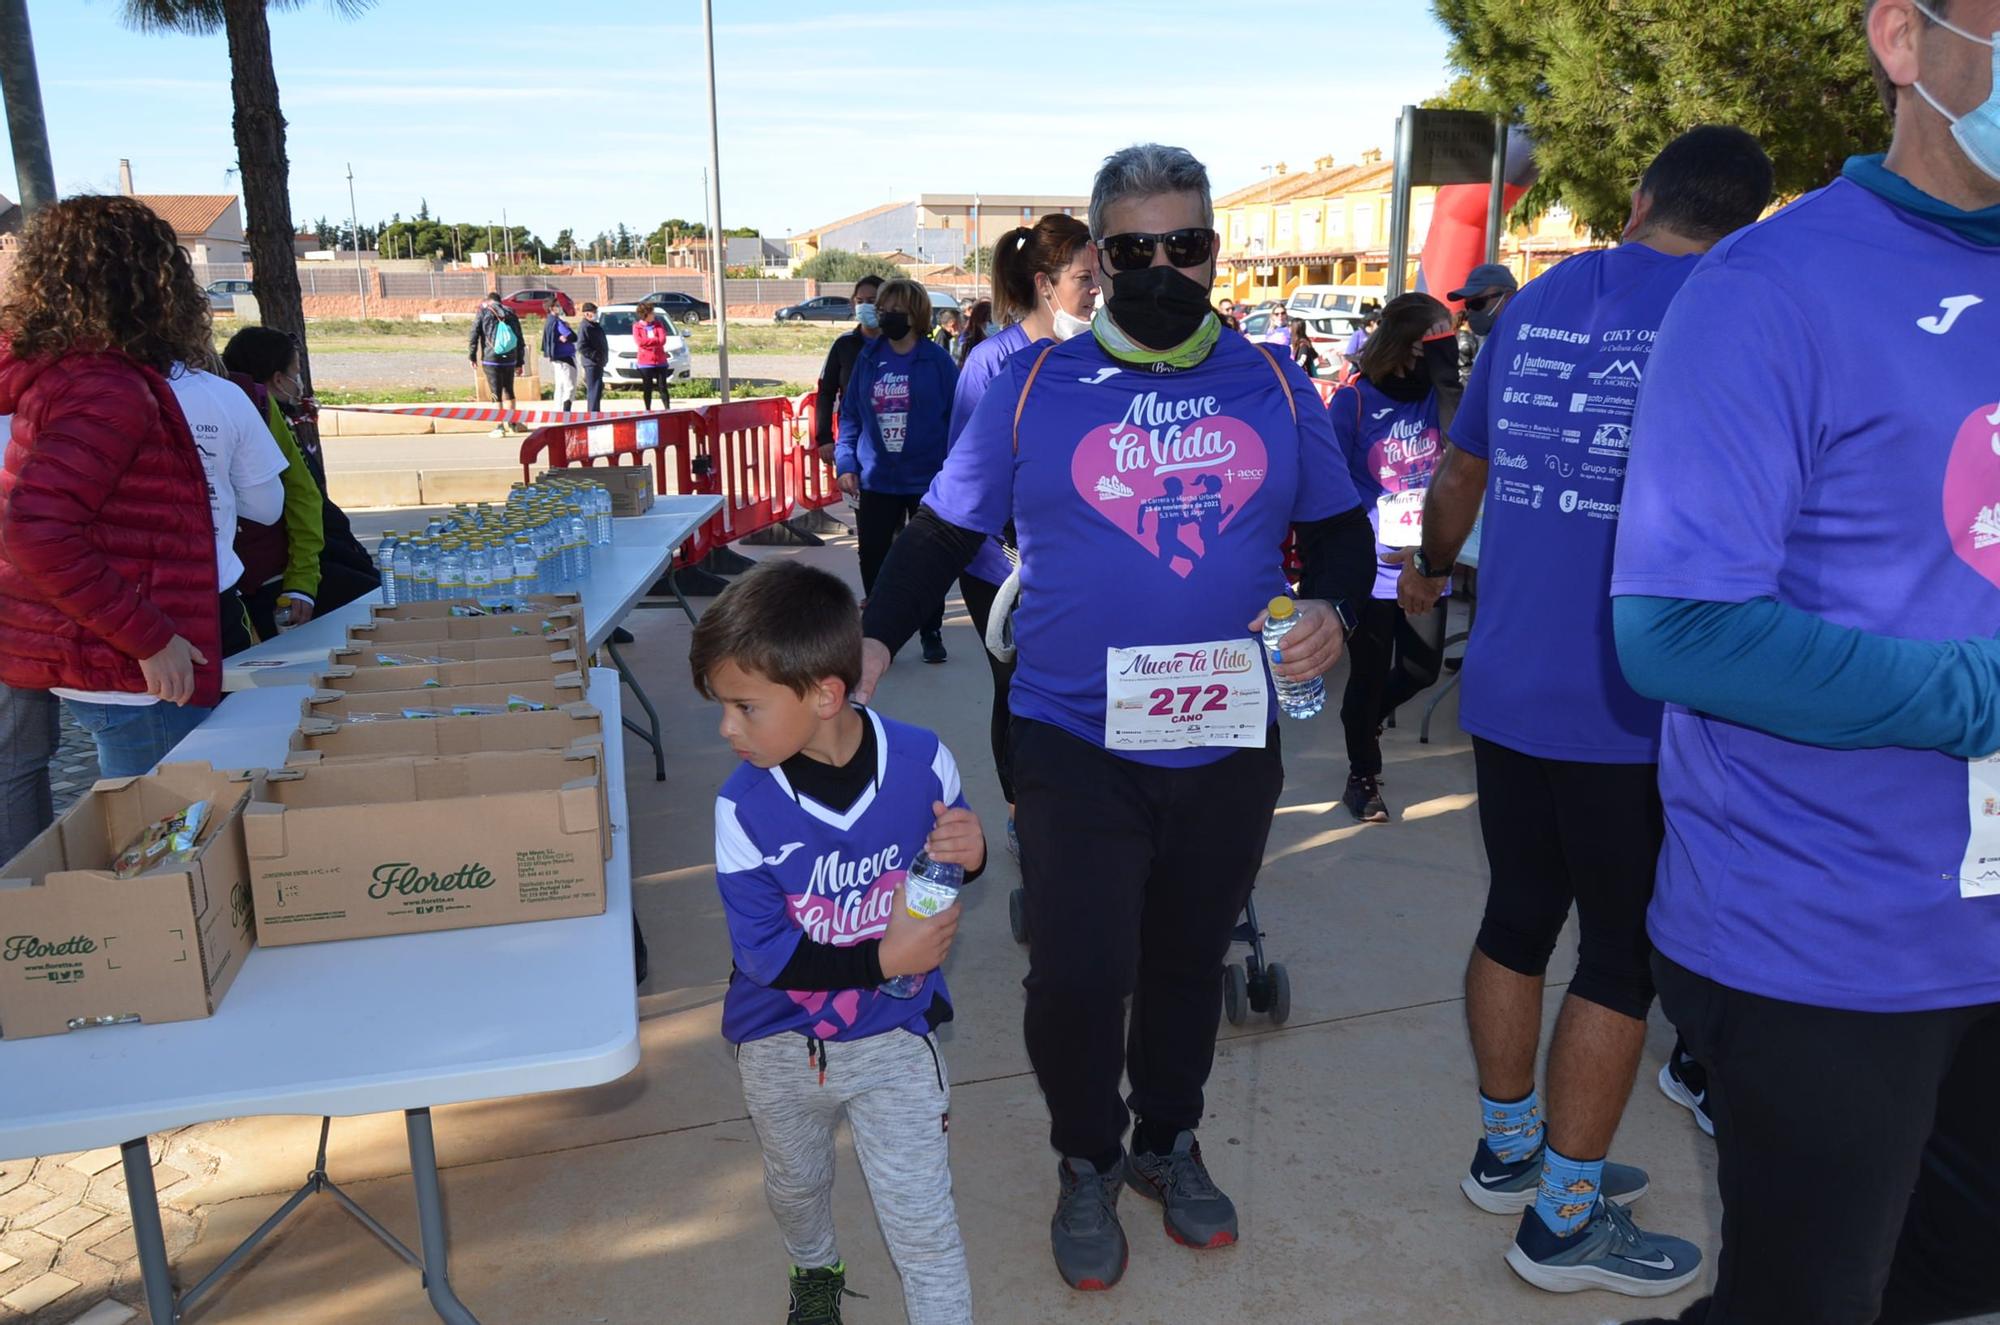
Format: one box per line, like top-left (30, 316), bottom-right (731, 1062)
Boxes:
top-left (8, 0), bottom-right (1455, 243)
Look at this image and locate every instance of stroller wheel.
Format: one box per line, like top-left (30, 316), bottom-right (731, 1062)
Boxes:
top-left (1008, 887), bottom-right (1029, 945)
top-left (1268, 962), bottom-right (1292, 1025)
top-left (1223, 962), bottom-right (1249, 1027)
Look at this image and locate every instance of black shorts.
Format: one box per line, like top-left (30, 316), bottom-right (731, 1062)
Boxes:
top-left (483, 364), bottom-right (516, 399)
top-left (1471, 736), bottom-right (1663, 1018)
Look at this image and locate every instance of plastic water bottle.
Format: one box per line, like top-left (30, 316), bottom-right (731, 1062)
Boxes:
top-left (375, 533), bottom-right (400, 606)
top-left (466, 540), bottom-right (493, 595)
top-left (409, 539), bottom-right (437, 602)
top-left (512, 537), bottom-right (537, 598)
top-left (879, 851), bottom-right (965, 999)
top-left (1262, 596), bottom-right (1326, 719)
top-left (566, 504), bottom-right (591, 581)
top-left (593, 484), bottom-right (613, 545)
top-left (437, 539), bottom-right (466, 600)
top-left (392, 537), bottom-right (416, 605)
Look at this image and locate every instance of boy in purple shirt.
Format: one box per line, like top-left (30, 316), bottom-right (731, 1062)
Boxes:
top-left (690, 560), bottom-right (985, 1325)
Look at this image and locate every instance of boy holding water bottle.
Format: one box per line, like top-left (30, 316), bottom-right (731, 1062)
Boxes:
top-left (689, 559), bottom-right (984, 1325)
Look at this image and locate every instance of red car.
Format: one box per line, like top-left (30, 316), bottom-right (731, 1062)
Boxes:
top-left (500, 288), bottom-right (577, 317)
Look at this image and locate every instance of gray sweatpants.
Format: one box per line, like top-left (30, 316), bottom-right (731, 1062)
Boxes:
top-left (737, 1029), bottom-right (972, 1325)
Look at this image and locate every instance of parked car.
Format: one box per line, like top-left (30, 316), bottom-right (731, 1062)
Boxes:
top-left (205, 278), bottom-right (254, 312)
top-left (637, 291), bottom-right (711, 324)
top-left (775, 294), bottom-right (856, 323)
top-left (1287, 284), bottom-right (1374, 362)
top-left (1241, 311), bottom-right (1293, 347)
top-left (597, 304), bottom-right (693, 387)
top-left (501, 288), bottom-right (577, 318)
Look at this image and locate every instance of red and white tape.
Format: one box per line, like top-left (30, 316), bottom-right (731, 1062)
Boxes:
top-left (318, 403), bottom-right (636, 426)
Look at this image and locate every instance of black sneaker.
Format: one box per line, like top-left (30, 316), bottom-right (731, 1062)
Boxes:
top-left (1658, 1042), bottom-right (1714, 1138)
top-left (1052, 1156), bottom-right (1127, 1291)
top-left (920, 630), bottom-right (948, 664)
top-left (786, 1262), bottom-right (859, 1324)
top-left (1124, 1130), bottom-right (1238, 1249)
top-left (1343, 772), bottom-right (1390, 824)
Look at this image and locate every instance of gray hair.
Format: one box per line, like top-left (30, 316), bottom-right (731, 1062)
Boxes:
top-left (1088, 144), bottom-right (1214, 240)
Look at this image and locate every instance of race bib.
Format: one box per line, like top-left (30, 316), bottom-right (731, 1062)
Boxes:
top-left (1104, 639), bottom-right (1269, 751)
top-left (1960, 753), bottom-right (2000, 898)
top-left (1377, 489), bottom-right (1425, 549)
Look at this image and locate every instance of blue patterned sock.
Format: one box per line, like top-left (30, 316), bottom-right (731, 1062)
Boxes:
top-left (1533, 1146), bottom-right (1604, 1237)
top-left (1479, 1088), bottom-right (1545, 1163)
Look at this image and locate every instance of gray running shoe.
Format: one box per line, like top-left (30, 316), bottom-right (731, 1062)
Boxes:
top-left (1461, 1138), bottom-right (1650, 1214)
top-left (1052, 1156), bottom-right (1127, 1291)
top-left (1123, 1130), bottom-right (1239, 1249)
top-left (1506, 1200), bottom-right (1703, 1297)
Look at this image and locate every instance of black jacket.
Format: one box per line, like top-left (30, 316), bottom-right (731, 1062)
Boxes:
top-left (469, 305), bottom-right (525, 367)
top-left (575, 319), bottom-right (609, 368)
top-left (814, 328), bottom-right (869, 449)
top-left (540, 313), bottom-right (579, 363)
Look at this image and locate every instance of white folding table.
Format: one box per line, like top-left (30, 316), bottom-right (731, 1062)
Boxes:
top-left (224, 495), bottom-right (722, 781)
top-left (0, 669), bottom-right (641, 1324)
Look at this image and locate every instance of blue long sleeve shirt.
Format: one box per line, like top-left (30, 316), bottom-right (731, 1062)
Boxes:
top-left (834, 336), bottom-right (958, 496)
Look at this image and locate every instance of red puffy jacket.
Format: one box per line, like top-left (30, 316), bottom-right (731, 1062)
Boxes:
top-left (633, 316), bottom-right (670, 368)
top-left (0, 351), bottom-right (222, 706)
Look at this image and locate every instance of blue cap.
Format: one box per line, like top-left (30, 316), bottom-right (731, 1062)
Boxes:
top-left (1447, 263), bottom-right (1519, 300)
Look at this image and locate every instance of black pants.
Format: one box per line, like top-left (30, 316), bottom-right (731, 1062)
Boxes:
top-left (1339, 597), bottom-right (1447, 776)
top-left (638, 366), bottom-right (670, 410)
top-left (957, 572), bottom-right (1016, 803)
top-left (482, 363), bottom-right (516, 403)
top-left (1013, 717), bottom-right (1284, 1161)
top-left (1471, 737), bottom-right (1662, 1019)
top-left (219, 588), bottom-right (255, 657)
top-left (1657, 955), bottom-right (2000, 1325)
top-left (855, 490), bottom-right (942, 637)
top-left (583, 364), bottom-right (605, 413)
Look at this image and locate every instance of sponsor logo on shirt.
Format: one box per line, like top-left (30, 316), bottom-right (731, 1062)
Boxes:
top-left (1510, 352), bottom-right (1579, 381)
top-left (1493, 478), bottom-right (1544, 509)
top-left (1590, 359), bottom-right (1645, 385)
top-left (1515, 322), bottom-right (1592, 347)
top-left (1918, 294), bottom-right (1983, 336)
top-left (1504, 388), bottom-right (1561, 408)
top-left (1492, 447), bottom-right (1529, 470)
top-left (1371, 406), bottom-right (1396, 420)
top-left (1589, 423), bottom-right (1632, 457)
top-left (1558, 488), bottom-right (1622, 520)
top-left (1079, 366), bottom-right (1123, 385)
top-left (1569, 389), bottom-right (1636, 417)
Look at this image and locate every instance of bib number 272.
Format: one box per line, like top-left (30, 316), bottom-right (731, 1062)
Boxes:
top-left (1148, 684), bottom-right (1229, 717)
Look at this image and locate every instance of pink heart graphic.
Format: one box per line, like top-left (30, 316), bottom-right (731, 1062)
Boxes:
top-left (1070, 413), bottom-right (1269, 578)
top-left (1941, 402), bottom-right (2000, 589)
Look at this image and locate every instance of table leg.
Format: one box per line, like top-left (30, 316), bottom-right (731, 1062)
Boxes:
top-left (121, 1137), bottom-right (178, 1325)
top-left (606, 637), bottom-right (666, 782)
top-left (1420, 631), bottom-right (1472, 744)
top-left (405, 1108), bottom-right (480, 1325)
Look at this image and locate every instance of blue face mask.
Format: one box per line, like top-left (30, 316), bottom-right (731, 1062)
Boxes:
top-left (855, 301), bottom-right (880, 331)
top-left (1911, 2), bottom-right (2000, 184)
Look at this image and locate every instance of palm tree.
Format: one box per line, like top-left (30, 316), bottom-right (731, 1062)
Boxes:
top-left (119, 0), bottom-right (375, 398)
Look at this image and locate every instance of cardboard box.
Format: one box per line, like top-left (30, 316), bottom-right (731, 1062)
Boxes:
top-left (348, 612), bottom-right (582, 646)
top-left (540, 467), bottom-right (655, 516)
top-left (302, 675), bottom-right (587, 724)
top-left (244, 747), bottom-right (607, 946)
top-left (312, 651), bottom-right (581, 695)
top-left (0, 763), bottom-right (255, 1039)
top-left (289, 699), bottom-right (605, 762)
top-left (329, 626), bottom-right (584, 668)
top-left (371, 593), bottom-right (582, 623)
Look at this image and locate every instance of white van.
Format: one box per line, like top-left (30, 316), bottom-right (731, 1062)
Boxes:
top-left (1286, 285), bottom-right (1379, 365)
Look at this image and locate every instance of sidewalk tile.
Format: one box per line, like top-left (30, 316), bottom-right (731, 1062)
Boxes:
top-left (0, 1271), bottom-right (78, 1314)
top-left (62, 1151), bottom-right (123, 1179)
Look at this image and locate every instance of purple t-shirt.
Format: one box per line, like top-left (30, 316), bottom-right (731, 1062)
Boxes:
top-left (1612, 178), bottom-right (2000, 1012)
top-left (713, 708), bottom-right (964, 1044)
top-left (925, 330), bottom-right (1362, 767)
top-left (1453, 242), bottom-right (1699, 762)
top-left (1329, 379), bottom-right (1445, 601)
top-left (947, 323), bottom-right (1033, 587)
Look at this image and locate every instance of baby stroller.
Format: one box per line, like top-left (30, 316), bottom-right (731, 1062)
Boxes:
top-left (1008, 888), bottom-right (1292, 1027)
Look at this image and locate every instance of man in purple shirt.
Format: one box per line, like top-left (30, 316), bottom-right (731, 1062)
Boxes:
top-left (1399, 125), bottom-right (1775, 1298)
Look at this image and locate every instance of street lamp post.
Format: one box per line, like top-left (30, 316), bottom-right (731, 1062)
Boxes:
top-left (346, 162), bottom-right (367, 319)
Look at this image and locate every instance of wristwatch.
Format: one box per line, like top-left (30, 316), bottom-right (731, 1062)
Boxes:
top-left (1413, 548), bottom-right (1454, 579)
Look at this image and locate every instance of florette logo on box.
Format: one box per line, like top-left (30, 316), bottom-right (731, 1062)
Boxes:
top-left (368, 862), bottom-right (496, 900)
top-left (3, 934), bottom-right (96, 961)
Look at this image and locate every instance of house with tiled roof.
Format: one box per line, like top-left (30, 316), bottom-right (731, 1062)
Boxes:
top-left (115, 163), bottom-right (246, 267)
top-left (789, 193), bottom-right (1089, 272)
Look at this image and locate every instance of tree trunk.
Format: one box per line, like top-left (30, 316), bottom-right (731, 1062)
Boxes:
top-left (221, 0), bottom-right (316, 412)
top-left (0, 0), bottom-right (57, 214)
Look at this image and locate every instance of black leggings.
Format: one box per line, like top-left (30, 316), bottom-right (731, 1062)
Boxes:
top-left (1471, 737), bottom-right (1662, 1020)
top-left (1657, 955), bottom-right (2000, 1325)
top-left (855, 490), bottom-right (941, 636)
top-left (1013, 717), bottom-right (1283, 1162)
top-left (956, 572), bottom-right (1016, 804)
top-left (1339, 597), bottom-right (1446, 776)
top-left (638, 365), bottom-right (670, 410)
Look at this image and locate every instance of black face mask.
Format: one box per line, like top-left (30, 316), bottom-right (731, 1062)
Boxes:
top-left (878, 311), bottom-right (912, 341)
top-left (1104, 265), bottom-right (1213, 349)
top-left (1376, 359), bottom-right (1433, 401)
top-left (1422, 333), bottom-right (1463, 393)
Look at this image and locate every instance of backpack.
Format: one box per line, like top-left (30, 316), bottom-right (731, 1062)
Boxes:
top-left (490, 317), bottom-right (520, 356)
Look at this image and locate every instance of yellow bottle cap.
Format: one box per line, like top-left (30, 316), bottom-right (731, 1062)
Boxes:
top-left (1268, 596), bottom-right (1296, 620)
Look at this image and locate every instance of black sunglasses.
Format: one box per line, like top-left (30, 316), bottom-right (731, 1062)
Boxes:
top-left (1460, 293), bottom-right (1500, 312)
top-left (1095, 227), bottom-right (1218, 273)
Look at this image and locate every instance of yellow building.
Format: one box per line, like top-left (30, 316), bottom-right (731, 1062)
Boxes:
top-left (1212, 152), bottom-right (1600, 304)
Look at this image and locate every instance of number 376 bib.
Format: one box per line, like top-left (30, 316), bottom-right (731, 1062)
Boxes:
top-left (1104, 639), bottom-right (1271, 751)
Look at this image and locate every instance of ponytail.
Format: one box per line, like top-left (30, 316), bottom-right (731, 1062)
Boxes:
top-left (985, 213), bottom-right (1092, 319)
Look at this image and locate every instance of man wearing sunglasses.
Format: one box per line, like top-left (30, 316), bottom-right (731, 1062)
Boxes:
top-left (1449, 263), bottom-right (1519, 380)
top-left (852, 143), bottom-right (1375, 1293)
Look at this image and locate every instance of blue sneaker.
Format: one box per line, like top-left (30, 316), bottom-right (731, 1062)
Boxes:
top-left (1460, 1139), bottom-right (1649, 1215)
top-left (1506, 1200), bottom-right (1702, 1297)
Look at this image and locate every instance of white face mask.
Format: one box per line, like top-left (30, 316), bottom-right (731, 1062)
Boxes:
top-left (1910, 1), bottom-right (2000, 185)
top-left (1044, 281), bottom-right (1092, 342)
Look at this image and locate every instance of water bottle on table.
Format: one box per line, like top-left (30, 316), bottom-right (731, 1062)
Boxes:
top-left (1262, 595), bottom-right (1326, 719)
top-left (879, 850), bottom-right (965, 999)
top-left (375, 533), bottom-right (400, 606)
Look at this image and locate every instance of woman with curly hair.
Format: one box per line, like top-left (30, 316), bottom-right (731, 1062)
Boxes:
top-left (0, 194), bottom-right (286, 780)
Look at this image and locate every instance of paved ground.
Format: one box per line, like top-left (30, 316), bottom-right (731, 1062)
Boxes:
top-left (4, 524), bottom-right (1736, 1325)
top-left (310, 350), bottom-right (821, 393)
